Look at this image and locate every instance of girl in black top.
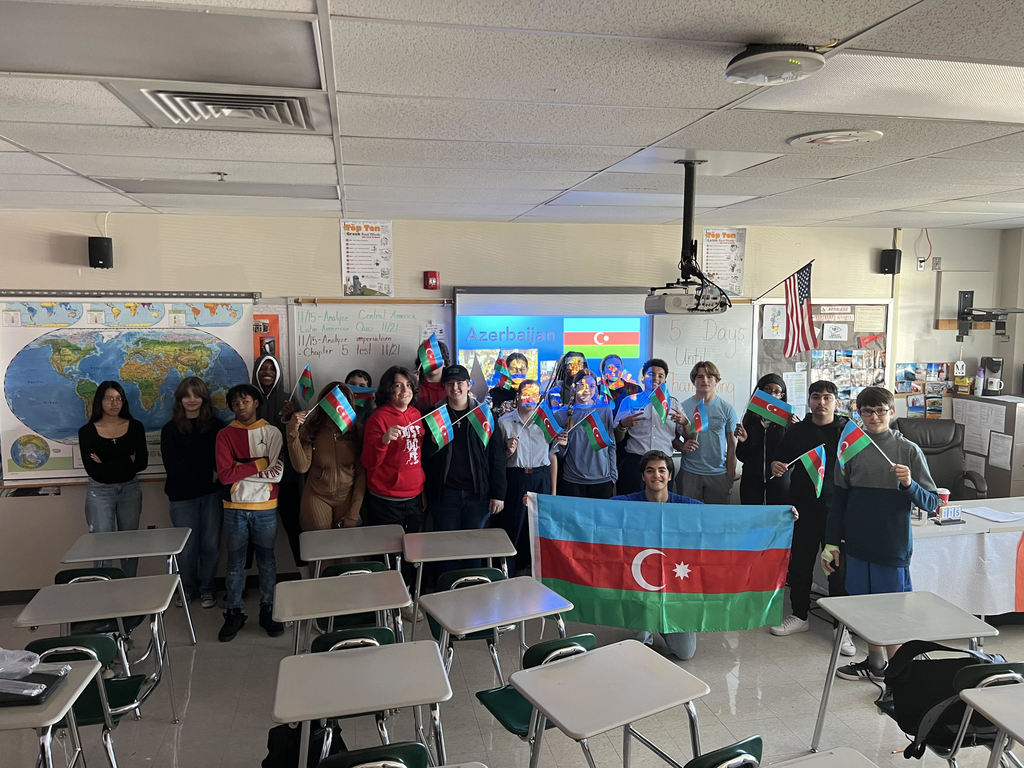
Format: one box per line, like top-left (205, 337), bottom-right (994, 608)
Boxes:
top-left (78, 380), bottom-right (148, 576)
top-left (735, 373), bottom-right (796, 505)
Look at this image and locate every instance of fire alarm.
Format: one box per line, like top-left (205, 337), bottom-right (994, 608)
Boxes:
top-left (423, 271), bottom-right (439, 290)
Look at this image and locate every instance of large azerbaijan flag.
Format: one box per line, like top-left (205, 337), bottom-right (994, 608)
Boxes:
top-left (527, 495), bottom-right (794, 633)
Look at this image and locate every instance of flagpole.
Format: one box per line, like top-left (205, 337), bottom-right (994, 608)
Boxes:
top-left (285, 374), bottom-right (303, 407)
top-left (563, 407), bottom-right (600, 435)
top-left (751, 259), bottom-right (815, 303)
top-left (867, 435), bottom-right (895, 466)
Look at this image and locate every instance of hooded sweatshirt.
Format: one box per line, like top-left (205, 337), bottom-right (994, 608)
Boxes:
top-left (361, 403), bottom-right (426, 499)
top-left (252, 353), bottom-right (301, 484)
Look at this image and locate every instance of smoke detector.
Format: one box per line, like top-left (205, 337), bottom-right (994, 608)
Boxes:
top-left (724, 44), bottom-right (826, 86)
top-left (788, 130), bottom-right (884, 146)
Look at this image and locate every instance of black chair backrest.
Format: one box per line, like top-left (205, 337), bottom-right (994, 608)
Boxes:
top-left (894, 418), bottom-right (969, 498)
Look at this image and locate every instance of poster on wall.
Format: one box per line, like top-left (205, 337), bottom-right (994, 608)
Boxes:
top-left (702, 227), bottom-right (745, 297)
top-left (0, 297), bottom-right (254, 483)
top-left (341, 220), bottom-right (393, 297)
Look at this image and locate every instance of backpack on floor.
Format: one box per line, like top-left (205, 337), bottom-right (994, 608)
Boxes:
top-left (262, 721), bottom-right (346, 768)
top-left (883, 639), bottom-right (1005, 759)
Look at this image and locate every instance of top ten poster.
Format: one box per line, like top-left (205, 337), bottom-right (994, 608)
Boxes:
top-left (342, 220), bottom-right (394, 297)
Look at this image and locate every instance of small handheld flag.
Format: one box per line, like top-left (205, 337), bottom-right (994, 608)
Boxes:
top-left (417, 333), bottom-right (444, 374)
top-left (583, 411), bottom-right (613, 451)
top-left (467, 401), bottom-right (495, 447)
top-left (614, 389), bottom-right (650, 418)
top-left (693, 399), bottom-right (709, 435)
top-left (319, 385), bottom-right (357, 434)
top-left (798, 445), bottom-right (827, 498)
top-left (748, 389), bottom-right (794, 427)
top-left (424, 405), bottom-right (455, 448)
top-left (348, 384), bottom-right (375, 408)
top-left (838, 421), bottom-right (873, 473)
top-left (531, 401), bottom-right (564, 444)
top-left (298, 364), bottom-right (314, 404)
top-left (492, 356), bottom-right (513, 390)
top-left (650, 382), bottom-right (670, 423)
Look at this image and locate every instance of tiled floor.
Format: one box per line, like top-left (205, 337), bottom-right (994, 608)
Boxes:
top-left (1, 593), bottom-right (1022, 768)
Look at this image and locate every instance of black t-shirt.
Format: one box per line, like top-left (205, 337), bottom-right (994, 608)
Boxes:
top-left (444, 405), bottom-right (474, 491)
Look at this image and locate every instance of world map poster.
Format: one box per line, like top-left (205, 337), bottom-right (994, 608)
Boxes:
top-left (0, 297), bottom-right (254, 482)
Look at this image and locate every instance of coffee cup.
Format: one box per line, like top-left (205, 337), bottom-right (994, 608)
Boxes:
top-left (936, 488), bottom-right (950, 507)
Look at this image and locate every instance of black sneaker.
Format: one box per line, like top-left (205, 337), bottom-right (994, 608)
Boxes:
top-left (259, 604), bottom-right (284, 638)
top-left (836, 658), bottom-right (886, 681)
top-left (218, 609), bottom-right (246, 642)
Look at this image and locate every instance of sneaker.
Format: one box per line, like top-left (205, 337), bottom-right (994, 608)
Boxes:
top-left (769, 615), bottom-right (809, 636)
top-left (836, 658), bottom-right (886, 681)
top-left (200, 593), bottom-right (217, 609)
top-left (218, 609), bottom-right (246, 642)
top-left (174, 594), bottom-right (183, 608)
top-left (840, 628), bottom-right (856, 657)
top-left (400, 605), bottom-right (424, 623)
top-left (259, 604), bottom-right (284, 638)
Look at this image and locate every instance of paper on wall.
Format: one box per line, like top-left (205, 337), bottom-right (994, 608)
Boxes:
top-left (965, 453), bottom-right (986, 478)
top-left (854, 305), bottom-right (886, 333)
top-left (784, 371), bottom-right (808, 418)
top-left (989, 431), bottom-right (1013, 471)
top-left (822, 323), bottom-right (848, 341)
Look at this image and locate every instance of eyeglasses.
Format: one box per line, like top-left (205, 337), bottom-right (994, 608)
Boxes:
top-left (103, 396), bottom-right (123, 403)
top-left (859, 407), bottom-right (891, 417)
top-left (763, 388), bottom-right (784, 397)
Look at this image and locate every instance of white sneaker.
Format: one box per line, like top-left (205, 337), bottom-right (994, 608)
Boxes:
top-left (840, 628), bottom-right (856, 656)
top-left (770, 615), bottom-right (809, 636)
top-left (401, 605), bottom-right (424, 622)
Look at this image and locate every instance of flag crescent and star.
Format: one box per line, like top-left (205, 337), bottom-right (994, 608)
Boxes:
top-left (630, 548), bottom-right (692, 592)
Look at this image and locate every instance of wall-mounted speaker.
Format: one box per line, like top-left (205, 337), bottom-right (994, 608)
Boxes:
top-left (880, 248), bottom-right (902, 274)
top-left (88, 237), bottom-right (113, 269)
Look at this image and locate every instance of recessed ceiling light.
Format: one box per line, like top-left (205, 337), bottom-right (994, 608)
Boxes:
top-left (787, 130), bottom-right (884, 146)
top-left (724, 44), bottom-right (826, 86)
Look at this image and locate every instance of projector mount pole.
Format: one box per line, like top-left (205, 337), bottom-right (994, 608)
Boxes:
top-left (672, 159), bottom-right (705, 285)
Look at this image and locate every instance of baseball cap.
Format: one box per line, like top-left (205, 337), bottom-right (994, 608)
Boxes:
top-left (441, 364), bottom-right (471, 383)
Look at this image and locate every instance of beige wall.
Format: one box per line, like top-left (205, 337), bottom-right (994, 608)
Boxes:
top-left (0, 211), bottom-right (1010, 589)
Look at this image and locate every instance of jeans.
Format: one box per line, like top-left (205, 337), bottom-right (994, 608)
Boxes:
top-left (84, 478), bottom-right (142, 577)
top-left (168, 492), bottom-right (223, 597)
top-left (431, 488), bottom-right (489, 575)
top-left (223, 506), bottom-right (278, 612)
top-left (637, 630), bottom-right (698, 660)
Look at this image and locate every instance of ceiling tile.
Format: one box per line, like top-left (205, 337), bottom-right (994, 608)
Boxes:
top-left (728, 154), bottom-right (903, 179)
top-left (133, 194), bottom-right (341, 211)
top-left (576, 172), bottom-right (815, 195)
top-left (343, 166), bottom-right (591, 189)
top-left (99, 179), bottom-right (338, 199)
top-left (340, 137), bottom-right (635, 171)
top-left (337, 94), bottom-right (707, 147)
top-left (0, 174), bottom-right (111, 193)
top-left (846, 158), bottom-right (1024, 187)
top-left (0, 123), bottom-right (335, 163)
top-left (0, 77), bottom-right (147, 126)
top-left (0, 190), bottom-right (135, 207)
top-left (936, 132), bottom-right (1024, 162)
top-left (518, 205), bottom-right (679, 223)
top-left (902, 201), bottom-right (1024, 214)
top-left (549, 190), bottom-right (752, 208)
top-left (332, 18), bottom-right (749, 109)
top-left (767, 179), bottom-right (1013, 203)
top-left (0, 152), bottom-right (72, 174)
top-left (50, 155), bottom-right (340, 185)
top-left (604, 147), bottom-right (781, 175)
top-left (134, 0), bottom-right (315, 11)
top-left (827, 211), bottom-right (1015, 228)
top-left (343, 202), bottom-right (532, 219)
top-left (344, 185), bottom-right (554, 204)
top-left (954, 189), bottom-right (1024, 204)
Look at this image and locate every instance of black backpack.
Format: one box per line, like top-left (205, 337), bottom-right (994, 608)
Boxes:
top-left (884, 640), bottom-right (1008, 759)
top-left (262, 721), bottom-right (346, 768)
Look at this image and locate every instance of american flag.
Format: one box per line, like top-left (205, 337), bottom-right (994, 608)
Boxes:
top-left (784, 263), bottom-right (818, 357)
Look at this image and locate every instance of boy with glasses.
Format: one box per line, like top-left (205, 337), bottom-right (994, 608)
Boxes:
top-left (823, 386), bottom-right (938, 681)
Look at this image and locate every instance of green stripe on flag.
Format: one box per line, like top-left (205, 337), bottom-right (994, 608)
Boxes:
top-left (568, 344), bottom-right (640, 358)
top-left (749, 401), bottom-right (788, 426)
top-left (539, 577), bottom-right (785, 633)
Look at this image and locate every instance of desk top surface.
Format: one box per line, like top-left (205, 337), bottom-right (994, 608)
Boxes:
top-left (273, 570), bottom-right (410, 623)
top-left (300, 525), bottom-right (405, 562)
top-left (403, 529), bottom-right (515, 563)
top-left (960, 686), bottom-right (1024, 742)
top-left (0, 661), bottom-right (101, 731)
top-left (768, 748), bottom-right (881, 768)
top-left (817, 591), bottom-right (997, 645)
top-left (63, 527), bottom-right (191, 562)
top-left (510, 639), bottom-right (709, 740)
top-left (272, 640), bottom-right (452, 722)
top-left (419, 577), bottom-right (571, 635)
top-left (15, 573), bottom-right (179, 627)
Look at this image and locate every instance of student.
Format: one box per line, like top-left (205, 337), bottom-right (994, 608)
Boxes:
top-left (824, 386), bottom-right (938, 681)
top-left (735, 373), bottom-right (796, 506)
top-left (555, 368), bottom-right (617, 498)
top-left (497, 378), bottom-right (561, 573)
top-left (490, 352), bottom-right (528, 417)
top-left (674, 361), bottom-right (739, 503)
top-left (287, 381), bottom-right (365, 532)
top-left (547, 350), bottom-right (587, 408)
top-left (161, 377), bottom-right (225, 608)
top-left (215, 383), bottom-right (285, 642)
top-left (768, 380), bottom-right (853, 654)
top-left (78, 381), bottom-right (148, 577)
top-left (414, 339), bottom-right (450, 413)
top-left (345, 368), bottom-right (376, 416)
top-left (600, 354), bottom-right (641, 405)
top-left (613, 358), bottom-right (687, 496)
top-left (612, 450), bottom-right (702, 660)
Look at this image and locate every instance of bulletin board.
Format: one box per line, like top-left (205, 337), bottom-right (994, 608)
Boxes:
top-left (754, 299), bottom-right (892, 417)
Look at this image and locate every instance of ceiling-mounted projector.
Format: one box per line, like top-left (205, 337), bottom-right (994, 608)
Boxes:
top-left (724, 44), bottom-right (826, 86)
top-left (645, 286), bottom-right (728, 315)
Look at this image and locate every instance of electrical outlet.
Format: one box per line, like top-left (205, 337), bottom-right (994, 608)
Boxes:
top-left (932, 256), bottom-right (942, 271)
top-left (917, 258), bottom-right (926, 271)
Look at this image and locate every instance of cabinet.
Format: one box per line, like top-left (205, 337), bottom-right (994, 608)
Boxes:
top-left (951, 394), bottom-right (1024, 497)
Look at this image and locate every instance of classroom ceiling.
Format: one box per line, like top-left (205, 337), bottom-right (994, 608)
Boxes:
top-left (3, 0), bottom-right (1024, 228)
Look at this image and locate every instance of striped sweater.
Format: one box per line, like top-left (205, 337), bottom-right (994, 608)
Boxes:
top-left (215, 418), bottom-right (284, 510)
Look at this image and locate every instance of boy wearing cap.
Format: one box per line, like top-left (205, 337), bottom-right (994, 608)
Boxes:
top-left (215, 383), bottom-right (286, 642)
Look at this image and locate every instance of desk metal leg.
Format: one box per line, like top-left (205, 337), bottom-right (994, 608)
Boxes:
top-left (623, 725), bottom-right (631, 768)
top-left (413, 705), bottom-right (432, 765)
top-left (985, 730), bottom-right (1007, 768)
top-left (438, 629), bottom-right (453, 674)
top-left (410, 564), bottom-right (424, 641)
top-left (169, 555), bottom-right (197, 645)
top-left (37, 724), bottom-right (54, 768)
top-left (156, 612), bottom-right (180, 723)
top-left (683, 701), bottom-right (701, 757)
top-left (292, 620), bottom-right (301, 655)
top-left (579, 738), bottom-right (600, 768)
top-left (518, 621), bottom-right (528, 666)
top-left (66, 702), bottom-right (85, 767)
top-left (299, 720), bottom-right (311, 768)
top-left (430, 702), bottom-right (446, 765)
top-left (529, 714), bottom-right (547, 768)
top-left (811, 620), bottom-right (846, 751)
top-left (393, 608), bottom-right (406, 643)
top-left (554, 613), bottom-right (566, 638)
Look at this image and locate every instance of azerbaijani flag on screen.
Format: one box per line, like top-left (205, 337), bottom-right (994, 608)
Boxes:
top-left (418, 334), bottom-right (444, 374)
top-left (838, 421), bottom-right (872, 474)
top-left (528, 495), bottom-right (794, 632)
top-left (562, 317), bottom-right (641, 358)
top-left (349, 384), bottom-right (375, 408)
top-left (530, 400), bottom-right (563, 444)
top-left (582, 411), bottom-right (612, 451)
top-left (298, 364), bottom-right (314, 404)
top-left (467, 401), bottom-right (494, 447)
top-left (693, 399), bottom-right (709, 434)
top-left (650, 382), bottom-right (670, 423)
top-left (799, 445), bottom-right (827, 498)
top-left (492, 356), bottom-right (513, 390)
top-left (425, 405), bottom-right (455, 448)
top-left (318, 385), bottom-right (357, 434)
top-left (748, 389), bottom-right (793, 426)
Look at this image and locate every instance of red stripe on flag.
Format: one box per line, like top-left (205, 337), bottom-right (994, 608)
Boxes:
top-left (563, 331), bottom-right (640, 346)
top-left (750, 394), bottom-right (788, 417)
top-left (538, 538), bottom-right (789, 594)
top-left (783, 263), bottom-right (817, 357)
top-left (325, 391), bottom-right (354, 428)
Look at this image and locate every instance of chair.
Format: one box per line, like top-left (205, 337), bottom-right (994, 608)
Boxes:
top-left (318, 740), bottom-right (430, 768)
top-left (316, 560), bottom-right (390, 633)
top-left (426, 567), bottom-right (510, 683)
top-left (25, 635), bottom-right (147, 768)
top-left (476, 633), bottom-right (596, 742)
top-left (935, 663), bottom-right (1024, 768)
top-left (682, 735), bottom-right (762, 768)
top-left (895, 418), bottom-right (988, 500)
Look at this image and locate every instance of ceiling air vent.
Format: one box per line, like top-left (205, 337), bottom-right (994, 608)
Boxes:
top-left (104, 81), bottom-right (330, 134)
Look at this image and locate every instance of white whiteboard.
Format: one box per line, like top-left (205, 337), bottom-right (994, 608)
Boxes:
top-left (652, 305), bottom-right (756, 412)
top-left (289, 300), bottom-right (451, 388)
